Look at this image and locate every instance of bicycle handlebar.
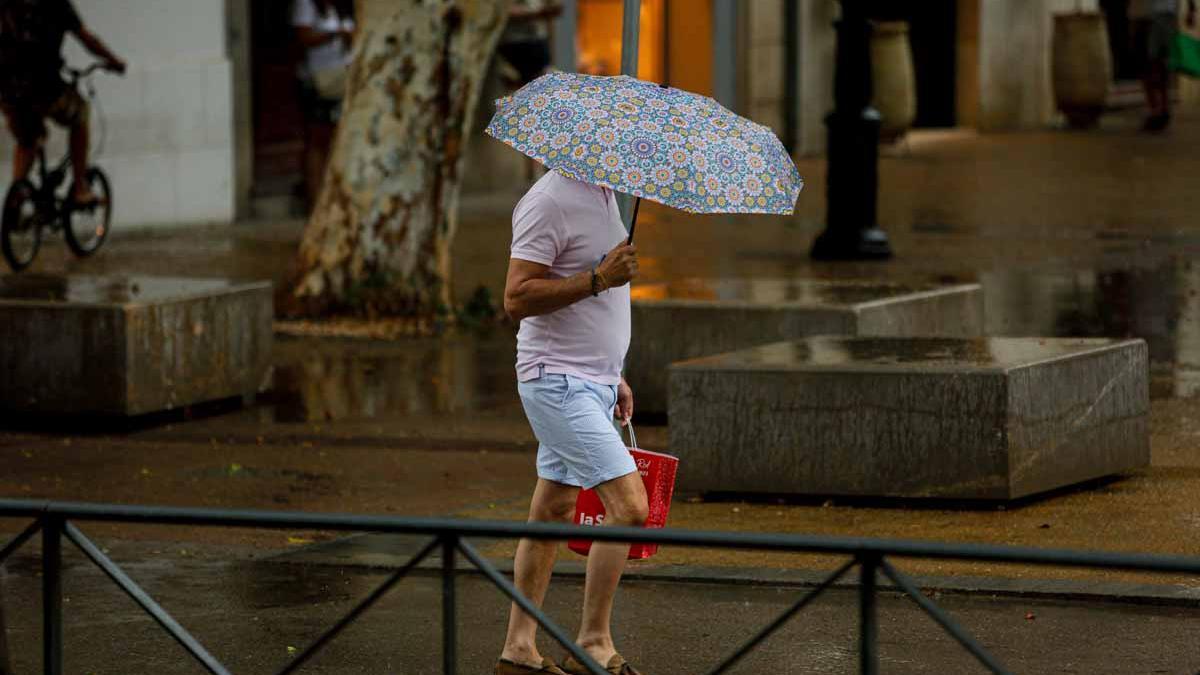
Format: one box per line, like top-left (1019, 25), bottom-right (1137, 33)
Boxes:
top-left (65, 62), bottom-right (117, 82)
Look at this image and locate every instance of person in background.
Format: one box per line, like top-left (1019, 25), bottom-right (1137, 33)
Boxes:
top-left (499, 1), bottom-right (563, 182)
top-left (292, 0), bottom-right (354, 208)
top-left (1130, 0), bottom-right (1197, 132)
top-left (0, 0), bottom-right (125, 205)
top-left (499, 0), bottom-right (563, 87)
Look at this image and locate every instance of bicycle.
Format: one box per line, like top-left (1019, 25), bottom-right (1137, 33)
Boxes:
top-left (1, 63), bottom-right (117, 272)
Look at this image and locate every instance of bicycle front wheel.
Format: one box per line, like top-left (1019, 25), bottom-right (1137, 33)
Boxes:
top-left (2, 179), bottom-right (42, 272)
top-left (63, 167), bottom-right (112, 257)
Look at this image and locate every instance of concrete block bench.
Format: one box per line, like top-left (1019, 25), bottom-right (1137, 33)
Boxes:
top-left (0, 274), bottom-right (272, 416)
top-left (627, 279), bottom-right (984, 415)
top-left (669, 337), bottom-right (1149, 500)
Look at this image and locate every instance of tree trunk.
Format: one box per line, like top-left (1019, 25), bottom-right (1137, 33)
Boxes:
top-left (283, 0), bottom-right (510, 320)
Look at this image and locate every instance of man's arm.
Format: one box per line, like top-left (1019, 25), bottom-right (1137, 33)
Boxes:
top-left (1188, 0), bottom-right (1196, 27)
top-left (295, 26), bottom-right (353, 50)
top-left (73, 26), bottom-right (125, 73)
top-left (503, 242), bottom-right (638, 322)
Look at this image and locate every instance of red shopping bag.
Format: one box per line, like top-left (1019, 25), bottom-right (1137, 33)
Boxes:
top-left (568, 424), bottom-right (678, 560)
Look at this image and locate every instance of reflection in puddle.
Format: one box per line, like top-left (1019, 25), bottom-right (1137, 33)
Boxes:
top-left (270, 331), bottom-right (520, 423)
top-left (263, 257), bottom-right (1200, 424)
top-left (0, 274), bottom-right (246, 304)
top-left (632, 278), bottom-right (948, 305)
top-left (697, 336), bottom-right (1128, 370)
top-left (982, 256), bottom-right (1200, 397)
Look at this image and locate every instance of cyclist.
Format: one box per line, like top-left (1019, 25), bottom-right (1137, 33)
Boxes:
top-left (0, 0), bottom-right (125, 206)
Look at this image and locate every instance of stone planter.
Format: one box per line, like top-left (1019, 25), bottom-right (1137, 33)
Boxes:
top-left (871, 21), bottom-right (917, 143)
top-left (670, 337), bottom-right (1150, 500)
top-left (626, 278), bottom-right (985, 416)
top-left (0, 275), bottom-right (273, 415)
top-left (1052, 12), bottom-right (1113, 129)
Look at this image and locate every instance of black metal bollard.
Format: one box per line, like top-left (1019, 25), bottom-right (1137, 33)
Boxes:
top-left (811, 0), bottom-right (893, 261)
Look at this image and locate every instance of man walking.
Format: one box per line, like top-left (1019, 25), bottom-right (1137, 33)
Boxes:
top-left (1130, 0), bottom-right (1196, 132)
top-left (497, 168), bottom-right (647, 675)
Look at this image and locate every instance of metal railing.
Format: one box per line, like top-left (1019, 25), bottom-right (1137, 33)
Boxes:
top-left (2, 498), bottom-right (1200, 675)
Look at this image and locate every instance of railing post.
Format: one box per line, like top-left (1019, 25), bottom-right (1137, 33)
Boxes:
top-left (1, 569), bottom-right (12, 675)
top-left (43, 516), bottom-right (63, 675)
top-left (442, 535), bottom-right (456, 675)
top-left (859, 554), bottom-right (879, 675)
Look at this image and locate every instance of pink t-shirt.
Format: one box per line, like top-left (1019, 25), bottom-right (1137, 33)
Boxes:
top-left (510, 171), bottom-right (631, 385)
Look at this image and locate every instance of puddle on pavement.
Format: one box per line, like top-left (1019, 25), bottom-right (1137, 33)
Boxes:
top-left (980, 256), bottom-right (1200, 397)
top-left (694, 336), bottom-right (1128, 370)
top-left (266, 330), bottom-right (521, 423)
top-left (631, 278), bottom-right (948, 305)
top-left (259, 256), bottom-right (1200, 424)
top-left (0, 274), bottom-right (245, 304)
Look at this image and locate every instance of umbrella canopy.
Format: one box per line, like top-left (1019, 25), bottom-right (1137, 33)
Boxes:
top-left (486, 72), bottom-right (803, 216)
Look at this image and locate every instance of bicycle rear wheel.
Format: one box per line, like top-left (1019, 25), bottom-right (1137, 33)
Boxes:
top-left (63, 167), bottom-right (112, 257)
top-left (1, 179), bottom-right (42, 272)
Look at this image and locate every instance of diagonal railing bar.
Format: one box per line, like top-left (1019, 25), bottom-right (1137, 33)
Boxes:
top-left (457, 539), bottom-right (607, 675)
top-left (880, 559), bottom-right (1012, 675)
top-left (275, 536), bottom-right (441, 675)
top-left (63, 522), bottom-right (232, 675)
top-left (0, 520), bottom-right (41, 564)
top-left (706, 558), bottom-right (858, 675)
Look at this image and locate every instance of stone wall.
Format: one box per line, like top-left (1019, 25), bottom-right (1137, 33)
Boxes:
top-left (0, 0), bottom-right (236, 229)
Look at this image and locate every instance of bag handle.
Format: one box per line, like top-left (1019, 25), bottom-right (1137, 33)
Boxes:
top-left (624, 419), bottom-right (638, 450)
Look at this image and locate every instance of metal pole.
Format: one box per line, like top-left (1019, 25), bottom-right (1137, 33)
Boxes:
top-left (43, 517), bottom-right (63, 675)
top-left (858, 555), bottom-right (879, 675)
top-left (442, 536), bottom-right (457, 675)
top-left (712, 0), bottom-right (738, 111)
top-left (0, 570), bottom-right (12, 675)
top-left (617, 0), bottom-right (641, 230)
top-left (810, 0), bottom-right (892, 260)
top-left (551, 0), bottom-right (579, 73)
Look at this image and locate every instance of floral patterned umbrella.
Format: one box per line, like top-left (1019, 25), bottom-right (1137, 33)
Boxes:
top-left (486, 72), bottom-right (803, 237)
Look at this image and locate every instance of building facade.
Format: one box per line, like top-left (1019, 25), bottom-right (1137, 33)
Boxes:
top-left (1, 0), bottom-right (1194, 229)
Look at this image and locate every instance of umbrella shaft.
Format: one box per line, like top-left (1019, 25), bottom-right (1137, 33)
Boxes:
top-left (627, 197), bottom-right (641, 245)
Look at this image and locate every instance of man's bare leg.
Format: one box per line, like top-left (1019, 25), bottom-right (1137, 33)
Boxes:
top-left (576, 471), bottom-right (648, 665)
top-left (501, 478), bottom-right (580, 667)
top-left (69, 117), bottom-right (96, 203)
top-left (11, 144), bottom-right (36, 184)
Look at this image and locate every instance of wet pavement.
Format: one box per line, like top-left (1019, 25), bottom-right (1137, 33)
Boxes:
top-left (1, 539), bottom-right (1198, 674)
top-left (0, 274), bottom-right (247, 305)
top-left (672, 336), bottom-right (1138, 370)
top-left (3, 109), bottom-right (1200, 666)
top-left (630, 278), bottom-right (960, 305)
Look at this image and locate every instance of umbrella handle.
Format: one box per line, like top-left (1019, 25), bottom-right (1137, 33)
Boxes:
top-left (627, 197), bottom-right (641, 245)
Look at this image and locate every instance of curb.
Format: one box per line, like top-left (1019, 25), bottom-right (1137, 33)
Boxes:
top-left (268, 533), bottom-right (1200, 609)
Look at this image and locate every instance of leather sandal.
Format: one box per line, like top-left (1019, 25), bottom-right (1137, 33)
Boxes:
top-left (495, 657), bottom-right (569, 674)
top-left (562, 653), bottom-right (643, 675)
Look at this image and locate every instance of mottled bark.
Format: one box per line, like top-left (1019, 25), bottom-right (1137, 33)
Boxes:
top-left (284, 0), bottom-right (510, 319)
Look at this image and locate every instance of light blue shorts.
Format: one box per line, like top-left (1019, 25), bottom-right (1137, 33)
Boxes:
top-left (518, 372), bottom-right (637, 489)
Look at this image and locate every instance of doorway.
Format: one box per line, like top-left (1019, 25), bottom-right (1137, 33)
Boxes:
top-left (872, 0), bottom-right (960, 128)
top-left (248, 0), bottom-right (307, 217)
